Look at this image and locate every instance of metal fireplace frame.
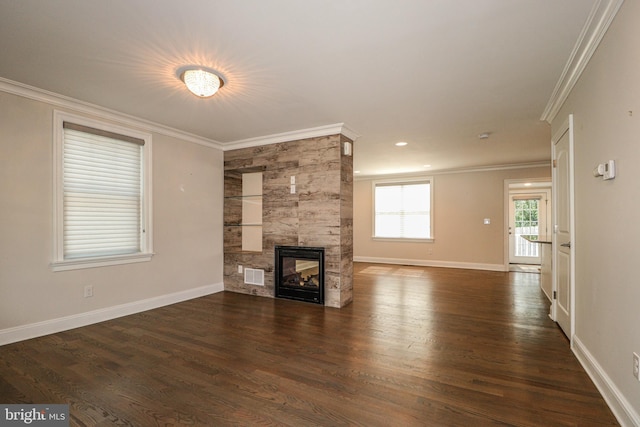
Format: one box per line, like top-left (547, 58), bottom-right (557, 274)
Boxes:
top-left (274, 245), bottom-right (324, 304)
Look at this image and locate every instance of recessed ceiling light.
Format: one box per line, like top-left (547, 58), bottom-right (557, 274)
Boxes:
top-left (395, 141), bottom-right (408, 147)
top-left (524, 182), bottom-right (532, 186)
top-left (354, 170), bottom-right (361, 174)
top-left (177, 66), bottom-right (225, 98)
top-left (477, 132), bottom-right (491, 140)
top-left (423, 164), bottom-right (431, 168)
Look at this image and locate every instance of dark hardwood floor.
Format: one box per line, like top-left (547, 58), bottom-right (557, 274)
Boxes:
top-left (0, 263), bottom-right (618, 426)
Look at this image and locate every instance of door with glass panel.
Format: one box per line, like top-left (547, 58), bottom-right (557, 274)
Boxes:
top-left (508, 192), bottom-right (549, 264)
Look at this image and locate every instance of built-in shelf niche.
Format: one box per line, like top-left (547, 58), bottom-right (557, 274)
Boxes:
top-left (224, 168), bottom-right (263, 253)
top-left (241, 172), bottom-right (262, 252)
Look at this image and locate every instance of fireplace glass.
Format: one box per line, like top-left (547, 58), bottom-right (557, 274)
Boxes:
top-left (275, 246), bottom-right (324, 304)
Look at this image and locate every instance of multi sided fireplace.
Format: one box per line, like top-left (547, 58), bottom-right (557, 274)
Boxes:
top-left (275, 246), bottom-right (324, 304)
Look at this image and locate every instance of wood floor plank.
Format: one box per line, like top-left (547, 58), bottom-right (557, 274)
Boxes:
top-left (0, 263), bottom-right (619, 426)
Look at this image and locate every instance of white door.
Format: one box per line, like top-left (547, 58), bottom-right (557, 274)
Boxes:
top-left (553, 116), bottom-right (574, 339)
top-left (508, 192), bottom-right (549, 265)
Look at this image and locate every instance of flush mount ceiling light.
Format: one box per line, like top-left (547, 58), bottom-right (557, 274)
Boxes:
top-left (178, 66), bottom-right (224, 98)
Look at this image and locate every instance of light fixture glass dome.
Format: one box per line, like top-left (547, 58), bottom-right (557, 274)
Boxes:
top-left (179, 67), bottom-right (224, 98)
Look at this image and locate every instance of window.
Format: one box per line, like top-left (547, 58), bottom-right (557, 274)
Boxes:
top-left (52, 111), bottom-right (153, 271)
top-left (373, 178), bottom-right (433, 241)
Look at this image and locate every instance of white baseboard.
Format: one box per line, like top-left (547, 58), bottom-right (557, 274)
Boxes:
top-left (353, 256), bottom-right (507, 272)
top-left (572, 336), bottom-right (640, 427)
top-left (0, 282), bottom-right (224, 346)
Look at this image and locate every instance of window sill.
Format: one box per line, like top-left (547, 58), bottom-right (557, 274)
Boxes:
top-left (373, 237), bottom-right (434, 243)
top-left (50, 252), bottom-right (154, 272)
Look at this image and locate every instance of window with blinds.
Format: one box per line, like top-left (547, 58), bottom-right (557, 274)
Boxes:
top-left (373, 178), bottom-right (433, 240)
top-left (63, 123), bottom-right (144, 259)
top-left (52, 111), bottom-right (153, 271)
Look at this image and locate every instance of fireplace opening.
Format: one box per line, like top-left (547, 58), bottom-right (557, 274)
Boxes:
top-left (275, 246), bottom-right (324, 304)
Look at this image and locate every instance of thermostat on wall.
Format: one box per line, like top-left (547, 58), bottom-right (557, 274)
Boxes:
top-left (603, 160), bottom-right (615, 180)
top-left (593, 160), bottom-right (616, 180)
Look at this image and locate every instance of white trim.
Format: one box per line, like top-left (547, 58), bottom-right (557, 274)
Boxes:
top-left (354, 256), bottom-right (506, 272)
top-left (50, 253), bottom-right (154, 272)
top-left (0, 282), bottom-right (224, 346)
top-left (572, 336), bottom-right (640, 427)
top-left (223, 123), bottom-right (360, 151)
top-left (372, 237), bottom-right (434, 243)
top-left (541, 0), bottom-right (625, 123)
top-left (0, 77), bottom-right (224, 150)
top-left (0, 77), bottom-right (361, 152)
top-left (355, 161), bottom-right (550, 181)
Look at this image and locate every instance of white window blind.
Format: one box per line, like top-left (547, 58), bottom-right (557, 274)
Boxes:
top-left (374, 180), bottom-right (431, 239)
top-left (62, 122), bottom-right (144, 259)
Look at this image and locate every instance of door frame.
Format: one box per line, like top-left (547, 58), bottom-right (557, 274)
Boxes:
top-left (502, 178), bottom-right (552, 271)
top-left (551, 115), bottom-right (576, 341)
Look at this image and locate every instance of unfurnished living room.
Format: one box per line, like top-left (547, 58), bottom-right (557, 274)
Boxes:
top-left (0, 1), bottom-right (638, 426)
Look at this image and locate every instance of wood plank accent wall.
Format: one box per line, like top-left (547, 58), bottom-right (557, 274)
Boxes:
top-left (223, 134), bottom-right (353, 308)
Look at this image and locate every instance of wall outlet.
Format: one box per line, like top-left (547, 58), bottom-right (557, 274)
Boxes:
top-left (84, 285), bottom-right (93, 298)
top-left (237, 265), bottom-right (243, 274)
top-left (633, 352), bottom-right (640, 381)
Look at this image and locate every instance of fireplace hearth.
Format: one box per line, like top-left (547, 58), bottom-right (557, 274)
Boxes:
top-left (275, 246), bottom-right (324, 304)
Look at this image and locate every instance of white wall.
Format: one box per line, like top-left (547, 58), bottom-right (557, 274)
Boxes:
top-left (354, 166), bottom-right (551, 270)
top-left (551, 0), bottom-right (640, 424)
top-left (0, 89), bottom-right (224, 344)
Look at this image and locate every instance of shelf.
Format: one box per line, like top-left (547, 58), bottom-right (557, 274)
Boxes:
top-left (224, 169), bottom-right (263, 253)
top-left (224, 166), bottom-right (266, 176)
top-left (224, 194), bottom-right (262, 200)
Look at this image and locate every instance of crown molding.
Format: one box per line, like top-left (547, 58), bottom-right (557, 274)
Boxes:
top-left (541, 0), bottom-right (625, 123)
top-left (223, 123), bottom-right (360, 151)
top-left (354, 161), bottom-right (551, 181)
top-left (0, 77), bottom-right (224, 150)
top-left (0, 77), bottom-right (360, 151)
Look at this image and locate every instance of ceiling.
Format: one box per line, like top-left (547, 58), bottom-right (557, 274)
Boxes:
top-left (0, 0), bottom-right (597, 176)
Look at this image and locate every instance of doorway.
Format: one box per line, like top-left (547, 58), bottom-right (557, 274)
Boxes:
top-left (509, 189), bottom-right (551, 265)
top-left (504, 180), bottom-right (552, 272)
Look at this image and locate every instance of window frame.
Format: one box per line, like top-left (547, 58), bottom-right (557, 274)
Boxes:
top-left (51, 110), bottom-right (153, 272)
top-left (371, 176), bottom-right (434, 242)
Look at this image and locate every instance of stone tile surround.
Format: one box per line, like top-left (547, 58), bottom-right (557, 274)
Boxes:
top-left (223, 134), bottom-right (353, 308)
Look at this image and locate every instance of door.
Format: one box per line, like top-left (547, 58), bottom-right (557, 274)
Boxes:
top-left (553, 116), bottom-right (574, 339)
top-left (508, 192), bottom-right (550, 265)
